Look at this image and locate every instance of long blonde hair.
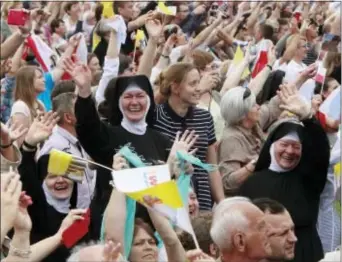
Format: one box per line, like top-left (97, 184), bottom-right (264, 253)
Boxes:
top-left (14, 66), bottom-right (44, 118)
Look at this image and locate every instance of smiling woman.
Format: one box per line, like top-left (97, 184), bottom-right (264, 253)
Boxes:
top-left (44, 174), bottom-right (74, 200)
top-left (129, 219), bottom-right (158, 262)
top-left (10, 66), bottom-right (46, 147)
top-left (239, 118), bottom-right (331, 262)
top-left (154, 62), bottom-right (225, 210)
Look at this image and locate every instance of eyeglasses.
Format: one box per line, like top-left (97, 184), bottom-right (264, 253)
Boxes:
top-left (243, 88), bottom-right (251, 100)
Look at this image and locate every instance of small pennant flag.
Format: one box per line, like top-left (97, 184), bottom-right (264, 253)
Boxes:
top-left (135, 29), bottom-right (145, 48)
top-left (293, 5), bottom-right (302, 23)
top-left (101, 1), bottom-right (115, 19)
top-left (251, 40), bottom-right (269, 78)
top-left (334, 162), bottom-right (341, 178)
top-left (92, 1), bottom-right (115, 52)
top-left (319, 86), bottom-right (340, 120)
top-left (314, 64), bottom-right (327, 84)
top-left (48, 149), bottom-right (87, 182)
top-left (48, 149), bottom-right (112, 182)
top-left (62, 34), bottom-right (88, 80)
top-left (157, 1), bottom-right (177, 16)
top-left (24, 35), bottom-right (56, 72)
top-left (127, 181), bottom-right (183, 209)
top-left (232, 45), bottom-right (250, 79)
top-left (92, 31), bottom-right (101, 52)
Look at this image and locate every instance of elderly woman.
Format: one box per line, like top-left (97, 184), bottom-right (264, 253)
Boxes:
top-left (218, 81), bottom-right (312, 196)
top-left (218, 86), bottom-right (282, 197)
top-left (238, 114), bottom-right (330, 262)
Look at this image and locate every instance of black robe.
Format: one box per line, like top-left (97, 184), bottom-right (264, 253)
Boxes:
top-left (18, 149), bottom-right (85, 262)
top-left (238, 118), bottom-right (330, 262)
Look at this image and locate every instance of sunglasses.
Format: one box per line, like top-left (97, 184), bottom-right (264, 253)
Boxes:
top-left (243, 88), bottom-right (251, 100)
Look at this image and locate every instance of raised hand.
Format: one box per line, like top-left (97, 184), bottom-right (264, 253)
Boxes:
top-left (299, 63), bottom-right (318, 81)
top-left (311, 94), bottom-right (323, 114)
top-left (25, 111), bottom-right (59, 147)
top-left (112, 153), bottom-right (129, 171)
top-left (193, 4), bottom-right (206, 15)
top-left (199, 71), bottom-right (221, 94)
top-left (68, 33), bottom-right (82, 49)
top-left (143, 195), bottom-right (162, 207)
top-left (18, 9), bottom-right (32, 35)
top-left (267, 45), bottom-right (277, 66)
top-left (169, 130), bottom-right (198, 159)
top-left (1, 172), bottom-right (22, 233)
top-left (145, 18), bottom-right (163, 42)
top-left (56, 209), bottom-right (87, 237)
top-left (277, 83), bottom-right (312, 120)
top-left (163, 33), bottom-right (178, 54)
top-left (170, 158), bottom-right (194, 179)
top-left (13, 191), bottom-right (33, 232)
top-left (186, 249), bottom-right (215, 262)
top-left (63, 57), bottom-right (92, 97)
top-left (0, 122), bottom-right (28, 146)
top-left (102, 241), bottom-right (123, 262)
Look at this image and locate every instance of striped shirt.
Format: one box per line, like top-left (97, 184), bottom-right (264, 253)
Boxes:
top-left (153, 102), bottom-right (216, 210)
top-left (303, 42), bottom-right (318, 66)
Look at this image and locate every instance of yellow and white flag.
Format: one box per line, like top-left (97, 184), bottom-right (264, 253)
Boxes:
top-left (112, 165), bottom-right (198, 243)
top-left (157, 1), bottom-right (177, 16)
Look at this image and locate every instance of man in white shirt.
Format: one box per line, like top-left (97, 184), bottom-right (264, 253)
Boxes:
top-left (39, 92), bottom-right (96, 209)
top-left (210, 197), bottom-right (274, 262)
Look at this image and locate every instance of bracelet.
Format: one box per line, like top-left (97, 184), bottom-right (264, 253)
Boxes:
top-left (161, 54), bottom-right (170, 59)
top-left (9, 243), bottom-right (32, 258)
top-left (23, 141), bottom-right (36, 150)
top-left (266, 64), bottom-right (272, 71)
top-left (0, 141), bottom-right (13, 149)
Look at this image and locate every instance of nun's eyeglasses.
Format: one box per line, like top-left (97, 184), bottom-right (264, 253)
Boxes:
top-left (243, 88), bottom-right (251, 100)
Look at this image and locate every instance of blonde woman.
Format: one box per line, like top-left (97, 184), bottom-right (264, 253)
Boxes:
top-left (10, 66), bottom-right (46, 146)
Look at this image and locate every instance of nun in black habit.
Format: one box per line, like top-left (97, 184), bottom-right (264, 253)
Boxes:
top-left (75, 75), bottom-right (193, 239)
top-left (238, 117), bottom-right (330, 262)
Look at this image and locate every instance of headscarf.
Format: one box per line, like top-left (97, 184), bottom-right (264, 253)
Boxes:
top-left (255, 119), bottom-right (305, 172)
top-left (98, 75), bottom-right (155, 128)
top-left (42, 181), bottom-right (71, 214)
top-left (37, 155), bottom-right (78, 214)
top-left (269, 131), bottom-right (301, 172)
top-left (119, 85), bottom-right (151, 135)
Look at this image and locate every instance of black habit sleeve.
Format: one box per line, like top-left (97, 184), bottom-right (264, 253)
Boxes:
top-left (300, 117), bottom-right (330, 195)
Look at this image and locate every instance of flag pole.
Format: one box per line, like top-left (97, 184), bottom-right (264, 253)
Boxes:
top-left (72, 155), bottom-right (115, 173)
top-left (132, 43), bottom-right (137, 64)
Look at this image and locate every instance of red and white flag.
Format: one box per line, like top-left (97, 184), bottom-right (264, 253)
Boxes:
top-left (251, 40), bottom-right (269, 78)
top-left (62, 34), bottom-right (88, 80)
top-left (75, 34), bottom-right (88, 64)
top-left (24, 34), bottom-right (56, 72)
top-left (293, 5), bottom-right (302, 23)
top-left (314, 64), bottom-right (327, 84)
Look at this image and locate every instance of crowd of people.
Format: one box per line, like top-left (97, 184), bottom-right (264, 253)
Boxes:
top-left (0, 1), bottom-right (341, 261)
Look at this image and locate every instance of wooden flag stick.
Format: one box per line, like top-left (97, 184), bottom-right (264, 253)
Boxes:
top-left (72, 155), bottom-right (115, 173)
top-left (192, 233), bottom-right (200, 250)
